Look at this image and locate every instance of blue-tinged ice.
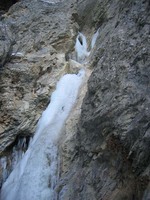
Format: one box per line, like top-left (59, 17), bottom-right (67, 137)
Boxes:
top-left (91, 29), bottom-right (99, 49)
top-left (1, 69), bottom-right (85, 200)
top-left (75, 32), bottom-right (90, 63)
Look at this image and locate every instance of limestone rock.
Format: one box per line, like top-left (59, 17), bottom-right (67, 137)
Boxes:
top-left (58, 0), bottom-right (150, 199)
top-left (0, 0), bottom-right (78, 154)
top-left (0, 0), bottom-right (150, 199)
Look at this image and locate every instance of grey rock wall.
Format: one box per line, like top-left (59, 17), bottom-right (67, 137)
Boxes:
top-left (0, 0), bottom-right (78, 187)
top-left (0, 0), bottom-right (149, 199)
top-left (0, 0), bottom-right (77, 154)
top-left (58, 0), bottom-right (150, 199)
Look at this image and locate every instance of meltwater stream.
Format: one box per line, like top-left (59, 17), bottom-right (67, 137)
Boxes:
top-left (1, 70), bottom-right (85, 200)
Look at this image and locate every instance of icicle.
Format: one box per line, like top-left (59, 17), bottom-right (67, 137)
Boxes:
top-left (91, 29), bottom-right (99, 49)
top-left (0, 157), bottom-right (8, 185)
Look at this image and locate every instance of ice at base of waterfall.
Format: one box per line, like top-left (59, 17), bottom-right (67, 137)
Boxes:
top-left (1, 69), bottom-right (85, 200)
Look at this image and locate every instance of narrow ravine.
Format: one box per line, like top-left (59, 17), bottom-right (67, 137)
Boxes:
top-left (0, 30), bottom-right (99, 200)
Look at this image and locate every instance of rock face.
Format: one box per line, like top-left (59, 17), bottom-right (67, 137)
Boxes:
top-left (58, 0), bottom-right (150, 199)
top-left (0, 0), bottom-right (150, 199)
top-left (0, 0), bottom-right (79, 186)
top-left (0, 0), bottom-right (77, 154)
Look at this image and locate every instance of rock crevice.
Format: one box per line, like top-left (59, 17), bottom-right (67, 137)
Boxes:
top-left (0, 0), bottom-right (149, 199)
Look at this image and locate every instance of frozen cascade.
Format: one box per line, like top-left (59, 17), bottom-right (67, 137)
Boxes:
top-left (1, 29), bottom-right (99, 199)
top-left (75, 30), bottom-right (99, 63)
top-left (12, 137), bottom-right (30, 169)
top-left (0, 157), bottom-right (7, 185)
top-left (1, 69), bottom-right (85, 200)
top-left (75, 32), bottom-right (90, 63)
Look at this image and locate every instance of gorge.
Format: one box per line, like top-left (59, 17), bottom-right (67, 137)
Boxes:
top-left (1, 30), bottom-right (93, 199)
top-left (0, 0), bottom-right (150, 199)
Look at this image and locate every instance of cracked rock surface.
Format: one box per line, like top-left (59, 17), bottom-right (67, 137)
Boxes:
top-left (0, 0), bottom-right (150, 199)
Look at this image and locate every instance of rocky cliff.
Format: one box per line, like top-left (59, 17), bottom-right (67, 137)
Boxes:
top-left (0, 0), bottom-right (79, 186)
top-left (58, 0), bottom-right (150, 199)
top-left (0, 0), bottom-right (150, 199)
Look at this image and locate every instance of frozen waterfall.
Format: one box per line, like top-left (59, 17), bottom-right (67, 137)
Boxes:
top-left (0, 29), bottom-right (99, 200)
top-left (1, 70), bottom-right (85, 200)
top-left (75, 32), bottom-right (90, 63)
top-left (75, 30), bottom-right (99, 63)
